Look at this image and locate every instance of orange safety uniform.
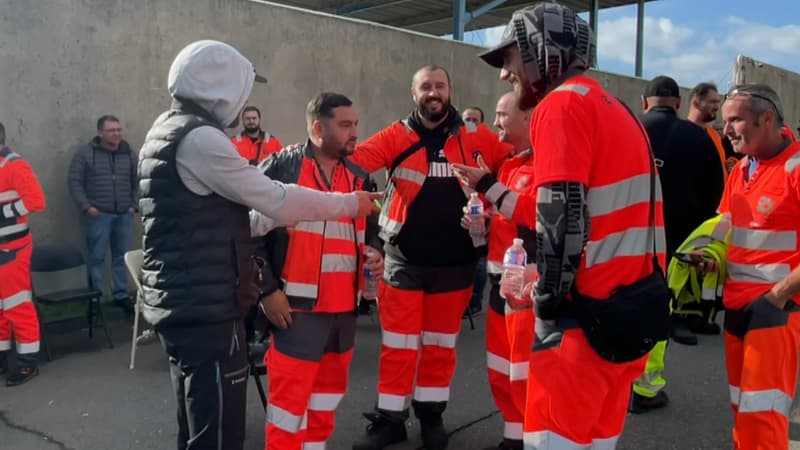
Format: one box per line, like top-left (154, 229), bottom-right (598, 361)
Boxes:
top-left (482, 149), bottom-right (536, 443)
top-left (352, 117), bottom-right (511, 418)
top-left (259, 144), bottom-right (375, 450)
top-left (524, 76), bottom-right (665, 449)
top-left (719, 140), bottom-right (800, 450)
top-left (706, 126), bottom-right (729, 181)
top-left (231, 131), bottom-right (283, 165)
top-left (0, 147), bottom-right (46, 362)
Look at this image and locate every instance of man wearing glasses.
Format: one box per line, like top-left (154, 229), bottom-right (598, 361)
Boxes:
top-left (718, 83), bottom-right (800, 449)
top-left (68, 115), bottom-right (137, 313)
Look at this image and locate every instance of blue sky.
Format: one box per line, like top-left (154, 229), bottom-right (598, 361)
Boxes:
top-left (460, 0), bottom-right (800, 88)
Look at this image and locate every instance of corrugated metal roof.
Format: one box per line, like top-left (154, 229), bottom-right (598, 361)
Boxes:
top-left (272, 0), bottom-right (657, 36)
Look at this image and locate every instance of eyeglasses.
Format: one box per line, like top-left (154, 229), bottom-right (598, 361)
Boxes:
top-left (102, 128), bottom-right (123, 133)
top-left (726, 87), bottom-right (784, 122)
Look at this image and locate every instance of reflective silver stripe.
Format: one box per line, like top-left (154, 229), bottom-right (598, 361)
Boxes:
top-left (499, 192), bottom-right (520, 219)
top-left (421, 331), bottom-right (458, 349)
top-left (382, 330), bottom-right (419, 350)
top-left (593, 436), bottom-right (620, 450)
top-left (587, 174), bottom-right (651, 217)
top-left (727, 262), bottom-right (790, 283)
top-left (730, 385), bottom-right (741, 406)
top-left (584, 227), bottom-right (664, 269)
top-left (2, 290), bottom-right (31, 310)
top-left (303, 442), bottom-right (326, 450)
top-left (283, 281), bottom-right (318, 298)
top-left (524, 430), bottom-right (590, 449)
top-left (308, 393), bottom-right (344, 412)
top-left (0, 222), bottom-right (29, 237)
top-left (509, 361), bottom-right (529, 382)
top-left (378, 213), bottom-right (403, 235)
top-left (356, 230), bottom-right (365, 244)
top-left (294, 221), bottom-right (326, 235)
top-left (487, 260), bottom-right (503, 275)
top-left (413, 386), bottom-right (450, 402)
top-left (504, 422), bottom-right (523, 440)
top-left (393, 167), bottom-right (426, 186)
top-left (378, 392), bottom-right (411, 412)
top-left (0, 340), bottom-right (11, 351)
top-left (2, 204), bottom-right (13, 219)
top-left (711, 216), bottom-right (732, 240)
top-left (321, 254), bottom-right (357, 273)
top-left (739, 389), bottom-right (792, 417)
top-left (785, 152), bottom-right (800, 173)
top-left (17, 341), bottom-right (40, 354)
top-left (13, 200), bottom-right (28, 216)
top-left (487, 352), bottom-right (510, 375)
top-left (266, 404), bottom-right (305, 433)
top-left (701, 287), bottom-right (716, 301)
top-left (0, 153), bottom-right (21, 168)
top-left (731, 227), bottom-right (797, 251)
top-left (0, 190), bottom-right (19, 202)
top-left (486, 182), bottom-right (508, 205)
top-left (324, 222), bottom-right (356, 241)
top-left (553, 84), bottom-right (590, 96)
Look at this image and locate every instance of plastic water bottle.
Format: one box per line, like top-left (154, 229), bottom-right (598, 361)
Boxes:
top-left (467, 192), bottom-right (486, 246)
top-left (500, 238), bottom-right (527, 302)
top-left (362, 250), bottom-right (379, 301)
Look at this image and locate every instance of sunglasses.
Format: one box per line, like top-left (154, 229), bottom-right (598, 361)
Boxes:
top-left (726, 87), bottom-right (784, 122)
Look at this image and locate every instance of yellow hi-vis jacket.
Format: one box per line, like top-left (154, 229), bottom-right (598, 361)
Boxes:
top-left (668, 214), bottom-right (731, 318)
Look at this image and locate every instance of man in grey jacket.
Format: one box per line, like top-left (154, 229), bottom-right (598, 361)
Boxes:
top-left (138, 40), bottom-right (379, 450)
top-left (68, 115), bottom-right (136, 312)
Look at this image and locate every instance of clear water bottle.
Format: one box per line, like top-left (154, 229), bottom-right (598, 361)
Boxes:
top-left (500, 238), bottom-right (527, 302)
top-left (362, 250), bottom-right (379, 301)
top-left (467, 192), bottom-right (486, 246)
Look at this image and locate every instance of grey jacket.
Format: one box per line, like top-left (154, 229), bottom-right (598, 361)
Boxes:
top-left (68, 137), bottom-right (137, 214)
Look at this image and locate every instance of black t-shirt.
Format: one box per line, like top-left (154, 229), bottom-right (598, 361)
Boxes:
top-left (389, 115), bottom-right (476, 266)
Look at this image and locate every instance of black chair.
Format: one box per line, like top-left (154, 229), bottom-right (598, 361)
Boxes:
top-left (248, 338), bottom-right (269, 411)
top-left (30, 244), bottom-right (114, 360)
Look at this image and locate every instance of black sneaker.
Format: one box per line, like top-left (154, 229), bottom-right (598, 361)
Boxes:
top-left (352, 412), bottom-right (407, 450)
top-left (113, 298), bottom-right (135, 315)
top-left (670, 321), bottom-right (698, 346)
top-left (687, 316), bottom-right (721, 335)
top-left (483, 438), bottom-right (523, 450)
top-left (6, 366), bottom-right (39, 387)
top-left (419, 414), bottom-right (448, 450)
top-left (628, 390), bottom-right (669, 414)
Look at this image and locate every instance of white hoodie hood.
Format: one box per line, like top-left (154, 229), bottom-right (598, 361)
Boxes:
top-left (167, 40), bottom-right (259, 128)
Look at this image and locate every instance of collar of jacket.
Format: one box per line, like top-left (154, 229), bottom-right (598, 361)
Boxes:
top-left (171, 96), bottom-right (223, 129)
top-left (647, 105), bottom-right (678, 116)
top-left (404, 104), bottom-right (464, 137)
top-left (90, 136), bottom-right (131, 153)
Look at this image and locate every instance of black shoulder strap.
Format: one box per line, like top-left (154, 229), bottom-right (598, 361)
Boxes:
top-left (615, 98), bottom-right (661, 272)
top-left (388, 120), bottom-right (427, 178)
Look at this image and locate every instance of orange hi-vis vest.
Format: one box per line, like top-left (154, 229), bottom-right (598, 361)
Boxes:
top-left (281, 154), bottom-right (367, 313)
top-left (486, 149), bottom-right (536, 275)
top-left (719, 141), bottom-right (800, 310)
top-left (353, 120), bottom-right (511, 243)
top-left (231, 131), bottom-right (283, 165)
top-left (0, 147), bottom-right (46, 248)
top-left (706, 126), bottom-right (729, 181)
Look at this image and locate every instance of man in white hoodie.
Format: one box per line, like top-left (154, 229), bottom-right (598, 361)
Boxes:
top-left (137, 40), bottom-right (379, 450)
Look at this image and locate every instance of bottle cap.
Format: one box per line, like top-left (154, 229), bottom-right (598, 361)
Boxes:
top-left (513, 238), bottom-right (524, 246)
top-left (470, 192), bottom-right (479, 199)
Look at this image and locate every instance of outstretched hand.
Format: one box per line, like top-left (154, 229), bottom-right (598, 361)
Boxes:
top-left (451, 155), bottom-right (491, 189)
top-left (354, 191), bottom-right (383, 218)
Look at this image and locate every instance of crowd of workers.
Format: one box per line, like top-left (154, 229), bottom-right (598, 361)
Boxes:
top-left (3, 1), bottom-right (800, 450)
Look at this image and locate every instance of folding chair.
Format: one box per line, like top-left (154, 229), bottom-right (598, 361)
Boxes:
top-left (124, 249), bottom-right (151, 370)
top-left (30, 244), bottom-right (113, 360)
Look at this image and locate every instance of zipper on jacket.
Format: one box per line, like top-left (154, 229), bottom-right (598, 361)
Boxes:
top-left (316, 221), bottom-right (327, 310)
top-left (111, 152), bottom-right (118, 212)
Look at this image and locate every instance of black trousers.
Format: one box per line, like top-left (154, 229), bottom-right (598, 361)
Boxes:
top-left (159, 321), bottom-right (249, 450)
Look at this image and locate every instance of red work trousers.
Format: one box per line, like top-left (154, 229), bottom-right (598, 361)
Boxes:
top-left (523, 327), bottom-right (646, 449)
top-left (0, 241), bottom-right (40, 360)
top-left (375, 256), bottom-right (474, 416)
top-left (486, 279), bottom-right (534, 441)
top-left (724, 300), bottom-right (800, 450)
top-left (265, 312), bottom-right (356, 450)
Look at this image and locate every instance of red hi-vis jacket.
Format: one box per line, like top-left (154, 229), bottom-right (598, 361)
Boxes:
top-left (719, 141), bottom-right (800, 310)
top-left (485, 149), bottom-right (537, 275)
top-left (231, 131), bottom-right (283, 165)
top-left (352, 118), bottom-right (512, 243)
top-left (259, 144), bottom-right (377, 313)
top-left (532, 75), bottom-right (666, 300)
top-left (0, 147), bottom-right (46, 249)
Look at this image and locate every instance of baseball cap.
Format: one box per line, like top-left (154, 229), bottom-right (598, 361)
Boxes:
top-left (478, 20), bottom-right (517, 68)
top-left (643, 76), bottom-right (680, 98)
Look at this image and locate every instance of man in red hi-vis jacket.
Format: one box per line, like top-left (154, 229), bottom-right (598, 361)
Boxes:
top-left (0, 121), bottom-right (46, 386)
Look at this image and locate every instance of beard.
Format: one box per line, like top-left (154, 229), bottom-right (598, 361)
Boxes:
top-left (417, 97), bottom-right (450, 122)
top-left (701, 111), bottom-right (717, 123)
top-left (517, 84), bottom-right (539, 110)
top-left (244, 124), bottom-right (260, 134)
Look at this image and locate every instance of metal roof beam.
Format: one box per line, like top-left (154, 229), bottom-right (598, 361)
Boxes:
top-left (336, 0), bottom-right (413, 16)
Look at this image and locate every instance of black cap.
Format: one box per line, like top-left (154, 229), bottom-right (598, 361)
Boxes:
top-left (643, 75), bottom-right (680, 98)
top-left (478, 21), bottom-right (517, 68)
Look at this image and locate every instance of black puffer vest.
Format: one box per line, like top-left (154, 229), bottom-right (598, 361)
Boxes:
top-left (137, 100), bottom-right (258, 329)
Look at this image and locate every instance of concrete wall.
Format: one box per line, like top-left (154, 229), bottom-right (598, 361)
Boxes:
top-left (734, 55), bottom-right (800, 131)
top-left (1, 0), bottom-right (684, 251)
